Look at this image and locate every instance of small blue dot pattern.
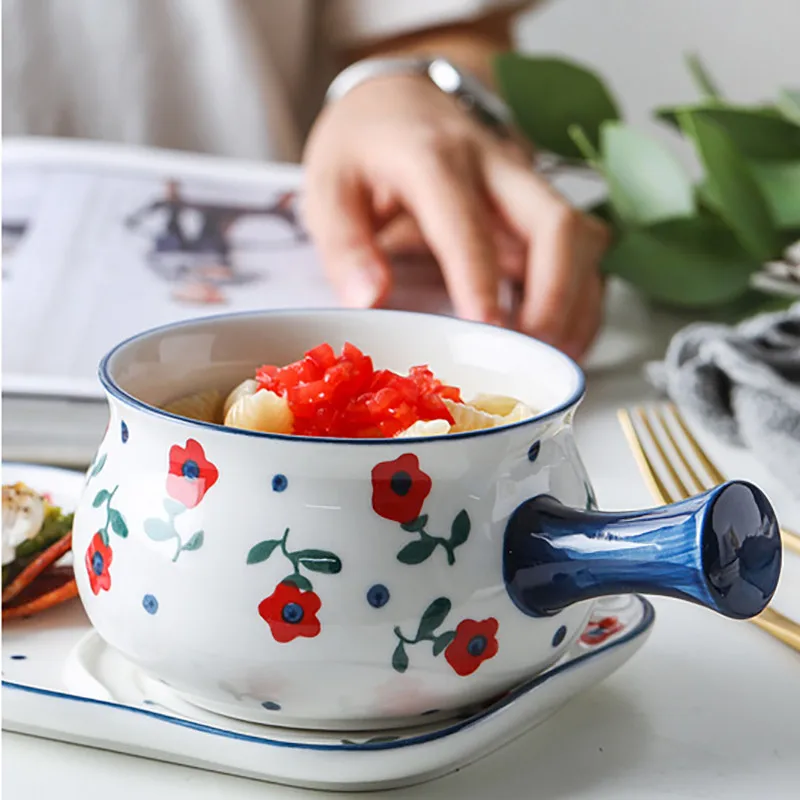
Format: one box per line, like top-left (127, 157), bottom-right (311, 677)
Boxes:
top-left (262, 701), bottom-right (282, 711)
top-left (121, 421), bottom-right (129, 443)
top-left (272, 474), bottom-right (288, 492)
top-left (142, 594), bottom-right (159, 615)
top-left (527, 440), bottom-right (541, 463)
top-left (367, 584), bottom-right (390, 608)
top-left (552, 625), bottom-right (567, 647)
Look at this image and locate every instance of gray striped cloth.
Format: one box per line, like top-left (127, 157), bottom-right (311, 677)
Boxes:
top-left (646, 303), bottom-right (800, 497)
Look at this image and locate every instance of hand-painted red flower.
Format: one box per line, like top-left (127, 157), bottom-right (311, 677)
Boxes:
top-left (258, 581), bottom-right (322, 643)
top-left (371, 453), bottom-right (432, 524)
top-left (167, 438), bottom-right (219, 509)
top-left (85, 532), bottom-right (112, 595)
top-left (445, 617), bottom-right (499, 676)
top-left (580, 616), bottom-right (623, 646)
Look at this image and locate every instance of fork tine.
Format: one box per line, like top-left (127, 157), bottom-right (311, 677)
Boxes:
top-left (667, 403), bottom-right (800, 558)
top-left (653, 406), bottom-right (707, 495)
top-left (619, 403), bottom-right (800, 654)
top-left (751, 607), bottom-right (800, 653)
top-left (666, 403), bottom-right (727, 485)
top-left (635, 407), bottom-right (693, 501)
top-left (617, 409), bottom-right (673, 505)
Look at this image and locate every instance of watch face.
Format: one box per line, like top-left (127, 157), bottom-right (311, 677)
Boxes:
top-left (428, 58), bottom-right (464, 93)
top-left (427, 58), bottom-right (512, 132)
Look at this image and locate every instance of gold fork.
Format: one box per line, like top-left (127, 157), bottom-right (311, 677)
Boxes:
top-left (618, 403), bottom-right (800, 653)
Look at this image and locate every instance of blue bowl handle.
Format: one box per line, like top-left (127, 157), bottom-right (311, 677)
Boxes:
top-left (503, 481), bottom-right (781, 619)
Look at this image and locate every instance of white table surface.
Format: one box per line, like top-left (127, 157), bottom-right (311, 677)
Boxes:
top-left (4, 287), bottom-right (800, 799)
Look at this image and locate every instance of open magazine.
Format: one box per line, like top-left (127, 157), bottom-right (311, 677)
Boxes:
top-left (1, 138), bottom-right (460, 465)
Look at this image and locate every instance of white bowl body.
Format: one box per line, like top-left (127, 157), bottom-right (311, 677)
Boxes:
top-left (72, 310), bottom-right (593, 730)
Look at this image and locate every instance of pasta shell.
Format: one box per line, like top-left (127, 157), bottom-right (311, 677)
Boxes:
top-left (502, 401), bottom-right (536, 424)
top-left (223, 379), bottom-right (259, 418)
top-left (444, 399), bottom-right (503, 432)
top-left (224, 388), bottom-right (293, 433)
top-left (468, 393), bottom-right (522, 417)
top-left (395, 419), bottom-right (452, 438)
top-left (163, 390), bottom-right (223, 424)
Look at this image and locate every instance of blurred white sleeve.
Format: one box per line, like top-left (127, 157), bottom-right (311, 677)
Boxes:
top-left (324, 0), bottom-right (533, 47)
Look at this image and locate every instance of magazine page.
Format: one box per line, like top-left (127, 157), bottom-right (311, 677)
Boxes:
top-left (2, 138), bottom-right (456, 399)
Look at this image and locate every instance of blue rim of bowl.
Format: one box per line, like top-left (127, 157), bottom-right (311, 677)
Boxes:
top-left (98, 308), bottom-right (587, 445)
top-left (2, 596), bottom-right (654, 753)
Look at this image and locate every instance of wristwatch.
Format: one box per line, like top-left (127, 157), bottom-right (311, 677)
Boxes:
top-left (325, 56), bottom-right (514, 138)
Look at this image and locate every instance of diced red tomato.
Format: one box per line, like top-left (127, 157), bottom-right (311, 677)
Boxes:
top-left (253, 343), bottom-right (463, 438)
top-left (305, 343), bottom-right (337, 371)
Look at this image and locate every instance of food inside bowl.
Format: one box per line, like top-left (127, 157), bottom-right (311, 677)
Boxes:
top-left (2, 482), bottom-right (77, 620)
top-left (162, 341), bottom-right (535, 438)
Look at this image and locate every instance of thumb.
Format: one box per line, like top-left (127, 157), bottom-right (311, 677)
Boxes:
top-left (304, 173), bottom-right (392, 308)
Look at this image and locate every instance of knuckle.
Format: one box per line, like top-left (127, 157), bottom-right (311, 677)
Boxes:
top-left (410, 122), bottom-right (473, 166)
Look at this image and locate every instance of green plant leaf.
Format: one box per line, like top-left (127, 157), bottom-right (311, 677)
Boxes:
top-left (163, 498), bottom-right (185, 517)
top-left (182, 531), bottom-right (204, 552)
top-left (449, 510), bottom-right (471, 548)
top-left (685, 52), bottom-right (723, 100)
top-left (600, 122), bottom-right (695, 225)
top-left (601, 217), bottom-right (761, 308)
top-left (586, 199), bottom-right (615, 226)
top-left (396, 538), bottom-right (437, 565)
top-left (283, 574), bottom-right (313, 592)
top-left (749, 160), bottom-right (800, 228)
top-left (432, 631), bottom-right (456, 657)
top-left (777, 89), bottom-right (800, 126)
top-left (92, 489), bottom-right (110, 508)
top-left (416, 598), bottom-right (452, 640)
top-left (295, 549), bottom-right (342, 574)
top-left (392, 641), bottom-right (409, 673)
top-left (494, 53), bottom-right (620, 158)
top-left (657, 105), bottom-right (800, 160)
top-left (683, 112), bottom-right (781, 260)
top-left (90, 453), bottom-right (107, 478)
top-left (144, 517), bottom-right (176, 542)
top-left (246, 539), bottom-right (281, 564)
top-left (400, 514), bottom-right (428, 533)
top-left (109, 509), bottom-right (128, 538)
top-left (567, 124), bottom-right (600, 163)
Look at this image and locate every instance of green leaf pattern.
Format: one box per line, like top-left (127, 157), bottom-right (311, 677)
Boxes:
top-left (246, 528), bottom-right (342, 592)
top-left (92, 485), bottom-right (127, 547)
top-left (394, 510), bottom-right (471, 567)
top-left (392, 597), bottom-right (456, 673)
top-left (144, 496), bottom-right (203, 562)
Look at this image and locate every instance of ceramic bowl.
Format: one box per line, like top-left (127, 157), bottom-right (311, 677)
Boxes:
top-left (71, 310), bottom-right (782, 730)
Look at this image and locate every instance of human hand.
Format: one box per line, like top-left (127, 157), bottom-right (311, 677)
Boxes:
top-left (303, 74), bottom-right (610, 361)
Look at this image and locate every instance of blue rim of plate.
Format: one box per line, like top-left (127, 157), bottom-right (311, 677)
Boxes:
top-left (97, 307), bottom-right (587, 445)
top-left (2, 596), bottom-right (654, 753)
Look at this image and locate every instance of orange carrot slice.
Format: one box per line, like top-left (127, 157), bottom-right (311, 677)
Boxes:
top-left (2, 576), bottom-right (78, 621)
top-left (2, 532), bottom-right (73, 604)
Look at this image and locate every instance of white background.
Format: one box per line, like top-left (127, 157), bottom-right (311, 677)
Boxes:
top-left (517, 0), bottom-right (799, 131)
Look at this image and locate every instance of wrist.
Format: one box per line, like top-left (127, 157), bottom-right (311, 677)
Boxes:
top-left (325, 56), bottom-right (513, 138)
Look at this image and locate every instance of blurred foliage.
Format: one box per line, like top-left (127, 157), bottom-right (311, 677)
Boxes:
top-left (494, 52), bottom-right (800, 318)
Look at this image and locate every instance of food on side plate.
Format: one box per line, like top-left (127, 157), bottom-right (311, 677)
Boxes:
top-left (161, 343), bottom-right (535, 439)
top-left (2, 482), bottom-right (77, 620)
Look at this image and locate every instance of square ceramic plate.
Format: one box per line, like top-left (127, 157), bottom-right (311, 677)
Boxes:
top-left (2, 462), bottom-right (654, 792)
